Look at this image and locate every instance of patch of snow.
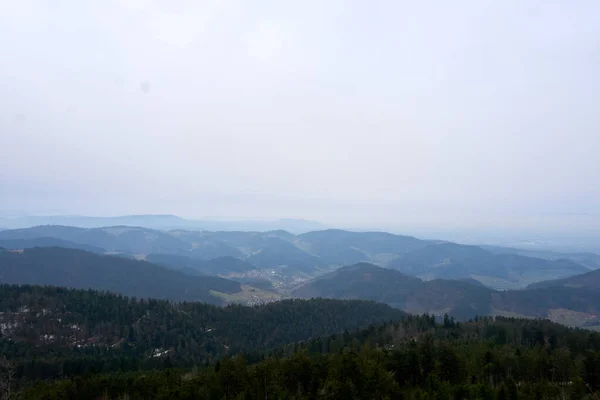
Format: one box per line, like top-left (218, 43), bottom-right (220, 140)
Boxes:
top-left (0, 322), bottom-right (19, 333)
top-left (151, 348), bottom-right (170, 358)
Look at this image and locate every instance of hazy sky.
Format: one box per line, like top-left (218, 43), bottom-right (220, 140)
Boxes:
top-left (1, 0), bottom-right (599, 234)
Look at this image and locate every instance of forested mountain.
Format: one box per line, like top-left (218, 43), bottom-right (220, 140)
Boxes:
top-left (388, 242), bottom-right (589, 289)
top-left (0, 226), bottom-right (191, 254)
top-left (294, 263), bottom-right (492, 320)
top-left (2, 244), bottom-right (598, 328)
top-left (0, 225), bottom-right (127, 251)
top-left (202, 256), bottom-right (258, 275)
top-left (145, 253), bottom-right (257, 276)
top-left (492, 287), bottom-right (600, 324)
top-left (482, 245), bottom-right (600, 270)
top-left (296, 229), bottom-right (434, 265)
top-left (0, 247), bottom-right (240, 304)
top-left (527, 268), bottom-right (600, 290)
top-left (293, 263), bottom-right (600, 327)
top-left (0, 226), bottom-right (593, 289)
top-left (0, 285), bottom-right (405, 381)
top-left (0, 237), bottom-right (105, 253)
top-left (246, 241), bottom-right (324, 275)
top-left (172, 230), bottom-right (327, 275)
top-left (11, 293), bottom-right (600, 399)
top-left (293, 262), bottom-right (422, 299)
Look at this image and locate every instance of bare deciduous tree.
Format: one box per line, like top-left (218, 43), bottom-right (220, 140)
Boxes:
top-left (0, 357), bottom-right (19, 400)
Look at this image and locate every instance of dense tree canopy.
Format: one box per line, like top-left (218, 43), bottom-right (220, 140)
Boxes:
top-left (3, 284), bottom-right (600, 399)
top-left (0, 284), bottom-right (405, 380)
top-left (19, 314), bottom-right (600, 399)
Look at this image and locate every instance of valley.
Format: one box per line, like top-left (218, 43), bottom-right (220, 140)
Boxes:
top-left (0, 225), bottom-right (592, 291)
top-left (2, 223), bottom-right (600, 399)
top-left (1, 224), bottom-right (599, 328)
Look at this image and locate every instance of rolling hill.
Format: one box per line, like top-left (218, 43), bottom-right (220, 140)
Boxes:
top-left (388, 242), bottom-right (588, 289)
top-left (527, 267), bottom-right (600, 290)
top-left (0, 237), bottom-right (105, 253)
top-left (293, 263), bottom-right (492, 319)
top-left (293, 263), bottom-right (600, 326)
top-left (0, 226), bottom-right (591, 290)
top-left (0, 284), bottom-right (406, 377)
top-left (297, 229), bottom-right (434, 265)
top-left (0, 225), bottom-right (126, 251)
top-left (0, 225), bottom-right (191, 254)
top-left (482, 245), bottom-right (600, 270)
top-left (146, 253), bottom-right (258, 276)
top-left (0, 247), bottom-right (240, 304)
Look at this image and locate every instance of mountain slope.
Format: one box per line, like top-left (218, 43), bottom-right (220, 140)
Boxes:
top-left (297, 229), bottom-right (432, 265)
top-left (100, 226), bottom-right (190, 253)
top-left (203, 256), bottom-right (257, 275)
top-left (388, 242), bottom-right (588, 289)
top-left (14, 295), bottom-right (600, 399)
top-left (0, 225), bottom-right (125, 251)
top-left (246, 238), bottom-right (323, 275)
top-left (0, 226), bottom-right (590, 290)
top-left (492, 286), bottom-right (600, 319)
top-left (292, 262), bottom-right (421, 300)
top-left (293, 263), bottom-right (600, 326)
top-left (0, 247), bottom-right (240, 304)
top-left (293, 263), bottom-right (492, 319)
top-left (173, 231), bottom-right (323, 273)
top-left (0, 284), bottom-right (406, 371)
top-left (144, 253), bottom-right (207, 275)
top-left (527, 267), bottom-right (600, 290)
top-left (481, 245), bottom-right (600, 270)
top-left (146, 253), bottom-right (258, 276)
top-left (0, 237), bottom-right (105, 253)
top-left (0, 225), bottom-right (191, 254)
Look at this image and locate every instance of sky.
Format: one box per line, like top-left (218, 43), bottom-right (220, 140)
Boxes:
top-left (1, 0), bottom-right (599, 236)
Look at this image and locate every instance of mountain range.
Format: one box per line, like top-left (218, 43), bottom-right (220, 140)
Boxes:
top-left (1, 234), bottom-right (600, 328)
top-left (293, 262), bottom-right (600, 326)
top-left (3, 242), bottom-right (599, 329)
top-left (0, 214), bottom-right (327, 233)
top-left (482, 245), bottom-right (600, 270)
top-left (388, 242), bottom-right (589, 289)
top-left (0, 225), bottom-right (592, 290)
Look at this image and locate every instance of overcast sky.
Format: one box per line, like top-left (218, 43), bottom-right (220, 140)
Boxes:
top-left (1, 0), bottom-right (599, 234)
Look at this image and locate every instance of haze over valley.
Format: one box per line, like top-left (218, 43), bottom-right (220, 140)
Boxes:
top-left (1, 218), bottom-right (599, 329)
top-left (2, 0), bottom-right (600, 397)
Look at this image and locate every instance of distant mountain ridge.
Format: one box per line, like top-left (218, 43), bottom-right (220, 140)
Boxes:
top-left (0, 225), bottom-right (594, 290)
top-left (0, 214), bottom-right (327, 233)
top-left (388, 242), bottom-right (589, 289)
top-left (0, 237), bottom-right (105, 253)
top-left (527, 267), bottom-right (600, 290)
top-left (0, 239), bottom-right (600, 326)
top-left (293, 263), bottom-right (600, 327)
top-left (482, 245), bottom-right (600, 270)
